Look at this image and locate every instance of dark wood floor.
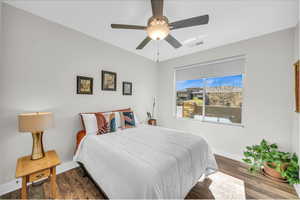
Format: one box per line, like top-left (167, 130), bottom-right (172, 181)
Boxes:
top-left (1, 155), bottom-right (298, 199)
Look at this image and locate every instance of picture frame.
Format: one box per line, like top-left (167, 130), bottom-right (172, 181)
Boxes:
top-left (77, 76), bottom-right (93, 95)
top-left (295, 60), bottom-right (300, 112)
top-left (123, 82), bottom-right (132, 96)
top-left (101, 70), bottom-right (117, 91)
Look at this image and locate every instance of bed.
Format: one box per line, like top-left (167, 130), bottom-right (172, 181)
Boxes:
top-left (74, 120), bottom-right (217, 199)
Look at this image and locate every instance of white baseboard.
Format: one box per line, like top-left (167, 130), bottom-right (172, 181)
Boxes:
top-left (294, 184), bottom-right (300, 197)
top-left (0, 161), bottom-right (79, 196)
top-left (56, 160), bottom-right (79, 174)
top-left (213, 149), bottom-right (244, 162)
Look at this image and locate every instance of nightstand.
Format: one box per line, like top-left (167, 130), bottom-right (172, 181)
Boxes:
top-left (16, 150), bottom-right (61, 199)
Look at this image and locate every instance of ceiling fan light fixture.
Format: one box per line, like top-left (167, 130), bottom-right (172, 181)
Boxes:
top-left (147, 18), bottom-right (170, 40)
top-left (111, 0), bottom-right (209, 50)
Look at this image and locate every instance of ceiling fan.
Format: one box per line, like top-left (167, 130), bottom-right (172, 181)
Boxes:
top-left (111, 0), bottom-right (209, 50)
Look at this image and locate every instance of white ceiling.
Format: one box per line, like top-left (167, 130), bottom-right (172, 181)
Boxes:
top-left (4, 0), bottom-right (299, 61)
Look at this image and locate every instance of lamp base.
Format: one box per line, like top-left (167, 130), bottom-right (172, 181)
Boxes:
top-left (31, 132), bottom-right (45, 160)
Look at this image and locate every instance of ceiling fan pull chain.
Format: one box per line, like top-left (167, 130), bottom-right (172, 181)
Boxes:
top-left (156, 40), bottom-right (160, 63)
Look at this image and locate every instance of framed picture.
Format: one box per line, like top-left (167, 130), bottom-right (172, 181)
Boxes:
top-left (123, 82), bottom-right (132, 95)
top-left (101, 70), bottom-right (117, 91)
top-left (77, 76), bottom-right (93, 95)
top-left (295, 60), bottom-right (300, 112)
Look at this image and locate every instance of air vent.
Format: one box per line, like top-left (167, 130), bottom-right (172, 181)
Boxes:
top-left (183, 36), bottom-right (206, 48)
top-left (195, 41), bottom-right (204, 46)
top-left (185, 40), bottom-right (204, 48)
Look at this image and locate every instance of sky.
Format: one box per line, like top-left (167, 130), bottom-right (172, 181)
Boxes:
top-left (176, 75), bottom-right (243, 91)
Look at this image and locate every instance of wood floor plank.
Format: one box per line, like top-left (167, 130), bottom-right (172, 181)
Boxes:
top-left (1, 154), bottom-right (298, 199)
top-left (221, 162), bottom-right (297, 197)
top-left (237, 167), bottom-right (297, 195)
top-left (60, 170), bottom-right (81, 199)
top-left (244, 186), bottom-right (274, 199)
top-left (70, 169), bottom-right (97, 199)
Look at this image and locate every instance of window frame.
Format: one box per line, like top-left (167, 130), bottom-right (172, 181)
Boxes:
top-left (173, 56), bottom-right (246, 127)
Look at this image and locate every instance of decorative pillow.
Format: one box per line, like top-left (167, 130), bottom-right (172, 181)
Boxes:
top-left (134, 112), bottom-right (140, 125)
top-left (114, 112), bottom-right (122, 128)
top-left (95, 113), bottom-right (108, 134)
top-left (121, 111), bottom-right (136, 129)
top-left (104, 112), bottom-right (117, 132)
top-left (81, 114), bottom-right (98, 135)
top-left (95, 112), bottom-right (117, 134)
top-left (110, 114), bottom-right (117, 132)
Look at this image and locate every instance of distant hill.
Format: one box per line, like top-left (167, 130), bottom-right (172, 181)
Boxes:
top-left (206, 86), bottom-right (242, 93)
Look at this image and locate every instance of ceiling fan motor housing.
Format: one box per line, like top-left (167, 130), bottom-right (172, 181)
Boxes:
top-left (147, 16), bottom-right (170, 40)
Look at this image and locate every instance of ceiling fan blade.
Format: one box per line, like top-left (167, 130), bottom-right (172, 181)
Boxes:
top-left (151, 0), bottom-right (163, 17)
top-left (136, 37), bottom-right (152, 49)
top-left (170, 15), bottom-right (209, 30)
top-left (111, 24), bottom-right (146, 30)
top-left (165, 34), bottom-right (182, 49)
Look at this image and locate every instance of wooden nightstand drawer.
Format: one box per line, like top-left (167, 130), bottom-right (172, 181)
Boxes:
top-left (29, 169), bottom-right (50, 182)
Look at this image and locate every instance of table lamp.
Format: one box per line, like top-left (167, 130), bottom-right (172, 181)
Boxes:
top-left (18, 112), bottom-right (54, 160)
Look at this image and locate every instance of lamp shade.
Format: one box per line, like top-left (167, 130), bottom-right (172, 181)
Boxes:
top-left (18, 112), bottom-right (54, 133)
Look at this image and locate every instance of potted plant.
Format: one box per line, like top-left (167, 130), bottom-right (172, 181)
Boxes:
top-left (147, 97), bottom-right (157, 125)
top-left (243, 139), bottom-right (300, 184)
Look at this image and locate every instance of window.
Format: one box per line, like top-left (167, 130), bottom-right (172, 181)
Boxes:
top-left (175, 57), bottom-right (245, 125)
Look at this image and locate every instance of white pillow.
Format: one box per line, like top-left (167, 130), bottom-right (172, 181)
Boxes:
top-left (134, 112), bottom-right (140, 125)
top-left (113, 112), bottom-right (122, 129)
top-left (81, 114), bottom-right (98, 135)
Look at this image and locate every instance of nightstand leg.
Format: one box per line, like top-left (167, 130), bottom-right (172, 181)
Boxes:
top-left (21, 176), bottom-right (28, 199)
top-left (50, 167), bottom-right (56, 199)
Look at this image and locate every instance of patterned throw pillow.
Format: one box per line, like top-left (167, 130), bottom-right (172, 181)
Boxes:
top-left (95, 112), bottom-right (116, 134)
top-left (106, 112), bottom-right (116, 132)
top-left (121, 111), bottom-right (136, 129)
top-left (95, 113), bottom-right (108, 134)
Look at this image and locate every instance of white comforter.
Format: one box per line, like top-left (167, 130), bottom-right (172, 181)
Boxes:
top-left (74, 125), bottom-right (217, 199)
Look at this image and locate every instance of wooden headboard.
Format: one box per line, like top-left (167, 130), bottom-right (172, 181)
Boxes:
top-left (79, 108), bottom-right (131, 115)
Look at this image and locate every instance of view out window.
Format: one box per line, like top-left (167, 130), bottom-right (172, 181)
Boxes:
top-left (175, 57), bottom-right (245, 125)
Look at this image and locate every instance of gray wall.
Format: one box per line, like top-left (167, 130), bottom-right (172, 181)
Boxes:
top-left (0, 4), bottom-right (157, 185)
top-left (157, 28), bottom-right (295, 160)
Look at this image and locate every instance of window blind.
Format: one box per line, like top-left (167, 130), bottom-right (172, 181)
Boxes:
top-left (175, 57), bottom-right (246, 81)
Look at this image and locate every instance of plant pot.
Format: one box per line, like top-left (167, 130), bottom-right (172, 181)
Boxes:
top-left (148, 119), bottom-right (157, 126)
top-left (263, 162), bottom-right (288, 180)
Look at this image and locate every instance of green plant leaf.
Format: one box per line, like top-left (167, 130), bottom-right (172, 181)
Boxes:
top-left (270, 143), bottom-right (278, 149)
top-left (243, 158), bottom-right (252, 164)
top-left (244, 151), bottom-right (252, 157)
top-left (246, 146), bottom-right (252, 151)
top-left (243, 139), bottom-right (300, 185)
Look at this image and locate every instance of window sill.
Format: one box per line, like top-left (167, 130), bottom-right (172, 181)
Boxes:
top-left (174, 116), bottom-right (244, 128)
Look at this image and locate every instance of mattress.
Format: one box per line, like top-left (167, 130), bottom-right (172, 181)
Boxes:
top-left (74, 125), bottom-right (217, 199)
